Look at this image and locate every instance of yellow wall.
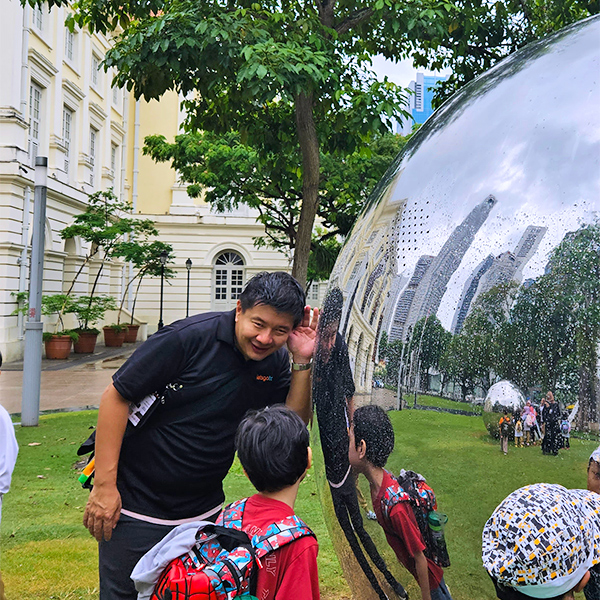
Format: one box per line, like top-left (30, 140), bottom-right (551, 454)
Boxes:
top-left (128, 92), bottom-right (181, 215)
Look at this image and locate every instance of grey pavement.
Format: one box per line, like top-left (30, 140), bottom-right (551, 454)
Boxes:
top-left (0, 342), bottom-right (141, 415)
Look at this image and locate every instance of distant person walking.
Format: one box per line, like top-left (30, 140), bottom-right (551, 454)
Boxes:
top-left (542, 392), bottom-right (561, 456)
top-left (560, 412), bottom-right (571, 449)
top-left (0, 352), bottom-right (19, 600)
top-left (499, 411), bottom-right (511, 455)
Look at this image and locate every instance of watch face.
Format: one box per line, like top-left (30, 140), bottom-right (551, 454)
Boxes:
top-left (311, 17), bottom-right (600, 600)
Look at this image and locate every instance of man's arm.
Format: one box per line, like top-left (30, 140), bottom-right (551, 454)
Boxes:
top-left (82, 383), bottom-right (129, 542)
top-left (286, 306), bottom-right (319, 424)
top-left (414, 550), bottom-right (432, 600)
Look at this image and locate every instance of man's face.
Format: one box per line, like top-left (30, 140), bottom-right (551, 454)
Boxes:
top-left (234, 301), bottom-right (295, 361)
top-left (588, 460), bottom-right (600, 494)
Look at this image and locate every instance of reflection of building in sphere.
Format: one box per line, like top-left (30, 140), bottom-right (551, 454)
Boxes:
top-left (328, 16), bottom-right (599, 413)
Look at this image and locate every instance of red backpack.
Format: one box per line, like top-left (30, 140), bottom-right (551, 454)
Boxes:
top-left (150, 499), bottom-right (313, 600)
top-left (380, 469), bottom-right (451, 568)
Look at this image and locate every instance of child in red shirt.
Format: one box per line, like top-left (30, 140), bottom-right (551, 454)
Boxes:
top-left (134, 405), bottom-right (320, 600)
top-left (234, 405), bottom-right (320, 600)
top-left (349, 405), bottom-right (453, 600)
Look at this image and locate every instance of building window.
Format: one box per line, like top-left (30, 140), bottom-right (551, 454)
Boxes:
top-left (33, 4), bottom-right (43, 30)
top-left (65, 28), bottom-right (75, 61)
top-left (62, 107), bottom-right (73, 175)
top-left (213, 251), bottom-right (245, 309)
top-left (112, 86), bottom-right (119, 105)
top-left (29, 83), bottom-right (42, 166)
top-left (111, 143), bottom-right (117, 175)
top-left (91, 54), bottom-right (101, 88)
top-left (89, 127), bottom-right (97, 186)
top-left (307, 282), bottom-right (319, 304)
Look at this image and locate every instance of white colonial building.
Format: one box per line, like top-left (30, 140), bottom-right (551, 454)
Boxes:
top-left (0, 1), bottom-right (325, 362)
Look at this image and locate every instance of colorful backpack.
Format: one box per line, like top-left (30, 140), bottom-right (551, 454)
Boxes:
top-left (380, 470), bottom-right (451, 568)
top-left (150, 499), bottom-right (314, 600)
top-left (561, 419), bottom-right (570, 435)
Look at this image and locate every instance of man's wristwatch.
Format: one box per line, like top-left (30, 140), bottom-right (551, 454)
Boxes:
top-left (292, 360), bottom-right (313, 371)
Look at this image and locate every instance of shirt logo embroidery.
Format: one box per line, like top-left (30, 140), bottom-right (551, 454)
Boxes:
top-left (256, 374), bottom-right (273, 382)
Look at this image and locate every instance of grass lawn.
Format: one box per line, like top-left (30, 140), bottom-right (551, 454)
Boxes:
top-left (414, 393), bottom-right (482, 414)
top-left (2, 409), bottom-right (596, 599)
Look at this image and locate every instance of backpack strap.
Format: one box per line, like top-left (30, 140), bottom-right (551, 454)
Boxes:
top-left (218, 498), bottom-right (247, 531)
top-left (380, 472), bottom-right (411, 522)
top-left (251, 515), bottom-right (315, 560)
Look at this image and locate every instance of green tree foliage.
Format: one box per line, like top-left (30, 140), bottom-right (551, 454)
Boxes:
top-left (33, 0), bottom-right (458, 285)
top-left (113, 240), bottom-right (176, 324)
top-left (408, 315), bottom-right (451, 389)
top-left (546, 223), bottom-right (600, 426)
top-left (59, 189), bottom-right (158, 328)
top-left (420, 0), bottom-right (599, 106)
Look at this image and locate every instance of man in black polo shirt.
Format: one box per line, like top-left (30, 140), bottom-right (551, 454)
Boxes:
top-left (82, 272), bottom-right (317, 600)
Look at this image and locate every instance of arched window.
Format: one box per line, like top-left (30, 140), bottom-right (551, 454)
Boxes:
top-left (213, 251), bottom-right (245, 310)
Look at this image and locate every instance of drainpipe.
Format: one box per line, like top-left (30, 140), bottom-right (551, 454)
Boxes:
top-left (20, 4), bottom-right (29, 118)
top-left (17, 187), bottom-right (32, 339)
top-left (128, 99), bottom-right (140, 310)
top-left (119, 91), bottom-right (129, 307)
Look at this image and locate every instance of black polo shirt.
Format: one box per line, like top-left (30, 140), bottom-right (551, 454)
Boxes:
top-left (313, 333), bottom-right (355, 484)
top-left (112, 310), bottom-right (291, 520)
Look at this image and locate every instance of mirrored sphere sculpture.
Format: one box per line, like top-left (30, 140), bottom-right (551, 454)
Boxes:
top-left (313, 16), bottom-right (600, 599)
top-left (483, 380), bottom-right (526, 437)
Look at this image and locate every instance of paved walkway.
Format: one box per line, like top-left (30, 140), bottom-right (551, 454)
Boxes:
top-left (0, 343), bottom-right (141, 415)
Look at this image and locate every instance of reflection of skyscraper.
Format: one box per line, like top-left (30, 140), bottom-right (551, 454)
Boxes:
top-left (452, 254), bottom-right (494, 334)
top-left (389, 255), bottom-right (434, 341)
top-left (477, 225), bottom-right (547, 298)
top-left (403, 195), bottom-right (497, 338)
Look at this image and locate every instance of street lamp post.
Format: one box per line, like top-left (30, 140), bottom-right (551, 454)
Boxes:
top-left (185, 258), bottom-right (192, 318)
top-left (158, 250), bottom-right (168, 330)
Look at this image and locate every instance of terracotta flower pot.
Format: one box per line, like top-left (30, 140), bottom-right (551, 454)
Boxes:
top-left (124, 324), bottom-right (140, 343)
top-left (44, 335), bottom-right (73, 359)
top-left (73, 331), bottom-right (99, 354)
top-left (103, 327), bottom-right (127, 347)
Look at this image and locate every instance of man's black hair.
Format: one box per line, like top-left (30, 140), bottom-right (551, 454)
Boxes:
top-left (239, 272), bottom-right (305, 327)
top-left (235, 404), bottom-right (310, 493)
top-left (352, 405), bottom-right (395, 468)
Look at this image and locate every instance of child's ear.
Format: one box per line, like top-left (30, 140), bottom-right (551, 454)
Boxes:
top-left (573, 571), bottom-right (590, 592)
top-left (307, 446), bottom-right (313, 470)
top-left (357, 439), bottom-right (367, 460)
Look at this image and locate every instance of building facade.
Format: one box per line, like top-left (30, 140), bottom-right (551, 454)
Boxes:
top-left (0, 2), bottom-right (324, 362)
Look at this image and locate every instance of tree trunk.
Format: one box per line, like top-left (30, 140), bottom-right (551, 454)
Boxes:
top-left (293, 91), bottom-right (320, 289)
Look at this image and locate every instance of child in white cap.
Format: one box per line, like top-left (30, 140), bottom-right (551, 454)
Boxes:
top-left (482, 483), bottom-right (600, 600)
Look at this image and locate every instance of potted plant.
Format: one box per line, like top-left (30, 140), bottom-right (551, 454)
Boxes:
top-left (43, 330), bottom-right (79, 359)
top-left (113, 240), bottom-right (175, 341)
top-left (70, 295), bottom-right (117, 353)
top-left (103, 323), bottom-right (128, 347)
top-left (40, 294), bottom-right (79, 359)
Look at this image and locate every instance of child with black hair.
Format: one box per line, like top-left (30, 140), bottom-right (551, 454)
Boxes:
top-left (132, 404), bottom-right (320, 600)
top-left (349, 405), bottom-right (453, 600)
top-left (232, 404), bottom-right (320, 599)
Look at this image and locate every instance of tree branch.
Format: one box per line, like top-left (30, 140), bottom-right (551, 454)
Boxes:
top-left (335, 8), bottom-right (374, 34)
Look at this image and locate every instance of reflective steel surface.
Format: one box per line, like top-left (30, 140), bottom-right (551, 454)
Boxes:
top-left (313, 16), bottom-right (600, 599)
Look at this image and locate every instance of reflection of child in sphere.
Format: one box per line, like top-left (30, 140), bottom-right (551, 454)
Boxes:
top-left (314, 289), bottom-right (405, 600)
top-left (483, 483), bottom-right (600, 600)
top-left (589, 446), bottom-right (600, 495)
top-left (498, 411), bottom-right (511, 455)
top-left (514, 417), bottom-right (523, 448)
